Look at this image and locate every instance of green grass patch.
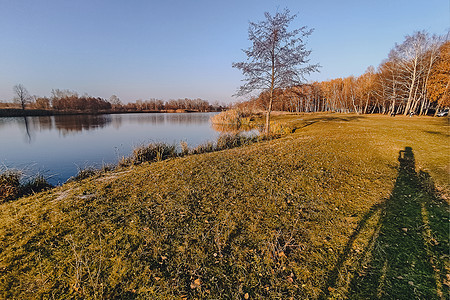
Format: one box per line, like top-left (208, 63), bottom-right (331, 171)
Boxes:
top-left (0, 113), bottom-right (448, 299)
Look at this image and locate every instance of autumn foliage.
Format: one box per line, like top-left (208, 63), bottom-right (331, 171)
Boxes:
top-left (236, 31), bottom-right (449, 116)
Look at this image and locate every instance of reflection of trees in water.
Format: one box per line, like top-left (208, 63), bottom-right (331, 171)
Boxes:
top-left (133, 113), bottom-right (212, 126)
top-left (0, 118), bottom-right (12, 129)
top-left (135, 114), bottom-right (165, 125)
top-left (53, 115), bottom-right (112, 135)
top-left (7, 115), bottom-right (111, 139)
top-left (3, 113), bottom-right (216, 142)
top-left (0, 117), bottom-right (36, 143)
top-left (23, 117), bottom-right (31, 143)
top-left (27, 116), bottom-right (53, 131)
top-left (111, 115), bottom-right (122, 130)
top-left (166, 113), bottom-right (211, 125)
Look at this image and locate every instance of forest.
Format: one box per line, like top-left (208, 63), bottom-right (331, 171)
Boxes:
top-left (0, 88), bottom-right (224, 115)
top-left (236, 31), bottom-right (449, 116)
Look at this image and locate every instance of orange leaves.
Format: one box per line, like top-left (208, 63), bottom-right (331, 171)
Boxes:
top-left (428, 41), bottom-right (450, 107)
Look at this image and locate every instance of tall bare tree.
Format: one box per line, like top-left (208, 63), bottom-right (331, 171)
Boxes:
top-left (393, 31), bottom-right (431, 115)
top-left (13, 84), bottom-right (31, 110)
top-left (232, 9), bottom-right (319, 133)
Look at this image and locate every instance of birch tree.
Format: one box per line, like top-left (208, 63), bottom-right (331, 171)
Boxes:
top-left (232, 9), bottom-right (319, 133)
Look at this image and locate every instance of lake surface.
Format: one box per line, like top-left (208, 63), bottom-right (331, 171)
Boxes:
top-left (0, 113), bottom-right (223, 184)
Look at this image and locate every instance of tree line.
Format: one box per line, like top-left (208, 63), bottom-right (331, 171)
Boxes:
top-left (2, 87), bottom-right (225, 114)
top-left (236, 31), bottom-right (449, 116)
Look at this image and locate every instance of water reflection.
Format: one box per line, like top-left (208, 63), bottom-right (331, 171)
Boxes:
top-left (54, 115), bottom-right (112, 135)
top-left (2, 113), bottom-right (217, 142)
top-left (0, 112), bottom-right (220, 184)
top-left (23, 117), bottom-right (31, 143)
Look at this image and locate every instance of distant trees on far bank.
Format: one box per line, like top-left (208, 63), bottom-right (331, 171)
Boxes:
top-left (0, 88), bottom-right (225, 114)
top-left (122, 98), bottom-right (215, 112)
top-left (235, 31), bottom-right (449, 116)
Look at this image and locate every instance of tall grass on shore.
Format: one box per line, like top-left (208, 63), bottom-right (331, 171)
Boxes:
top-left (120, 132), bottom-right (264, 167)
top-left (210, 109), bottom-right (245, 126)
top-left (210, 108), bottom-right (258, 128)
top-left (1, 128), bottom-right (287, 202)
top-left (0, 169), bottom-right (53, 203)
top-left (1, 131), bottom-right (269, 202)
top-left (211, 109), bottom-right (296, 136)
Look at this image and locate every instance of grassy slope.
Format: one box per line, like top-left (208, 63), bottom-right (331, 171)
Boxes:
top-left (0, 113), bottom-right (448, 299)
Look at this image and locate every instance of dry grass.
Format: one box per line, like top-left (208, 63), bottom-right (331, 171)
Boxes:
top-left (0, 113), bottom-right (448, 299)
top-left (0, 169), bottom-right (53, 203)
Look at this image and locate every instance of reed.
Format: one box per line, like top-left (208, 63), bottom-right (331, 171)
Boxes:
top-left (131, 142), bottom-right (178, 164)
top-left (0, 169), bottom-right (53, 202)
top-left (210, 109), bottom-right (243, 126)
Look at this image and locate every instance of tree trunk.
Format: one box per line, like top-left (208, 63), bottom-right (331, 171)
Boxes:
top-left (403, 60), bottom-right (418, 115)
top-left (265, 31), bottom-right (277, 134)
top-left (351, 96), bottom-right (359, 114)
top-left (434, 103), bottom-right (441, 117)
top-left (265, 89), bottom-right (273, 134)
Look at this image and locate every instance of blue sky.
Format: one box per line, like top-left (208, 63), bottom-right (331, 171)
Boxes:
top-left (0, 0), bottom-right (448, 104)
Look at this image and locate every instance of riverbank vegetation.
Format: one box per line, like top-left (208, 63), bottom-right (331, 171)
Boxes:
top-left (0, 113), bottom-right (448, 299)
top-left (0, 131), bottom-right (272, 201)
top-left (0, 169), bottom-right (53, 203)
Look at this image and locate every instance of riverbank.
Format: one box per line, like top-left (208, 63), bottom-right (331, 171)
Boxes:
top-left (0, 108), bottom-right (218, 117)
top-left (0, 113), bottom-right (448, 299)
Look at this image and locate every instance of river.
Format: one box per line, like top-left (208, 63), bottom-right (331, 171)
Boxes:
top-left (0, 112), bottom-right (223, 185)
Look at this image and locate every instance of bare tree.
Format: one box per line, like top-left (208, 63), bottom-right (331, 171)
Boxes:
top-left (232, 9), bottom-right (319, 133)
top-left (13, 84), bottom-right (31, 110)
top-left (108, 95), bottom-right (121, 105)
top-left (393, 31), bottom-right (431, 115)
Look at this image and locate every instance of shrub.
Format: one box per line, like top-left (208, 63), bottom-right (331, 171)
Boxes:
top-left (191, 141), bottom-right (216, 154)
top-left (118, 156), bottom-right (132, 168)
top-left (0, 170), bottom-right (53, 202)
top-left (0, 170), bottom-right (21, 202)
top-left (180, 141), bottom-right (189, 156)
top-left (210, 109), bottom-right (243, 126)
top-left (20, 175), bottom-right (53, 196)
top-left (68, 167), bottom-right (99, 182)
top-left (131, 142), bottom-right (177, 164)
top-left (216, 133), bottom-right (258, 151)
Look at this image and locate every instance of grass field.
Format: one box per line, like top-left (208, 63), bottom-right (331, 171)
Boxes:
top-left (0, 113), bottom-right (448, 299)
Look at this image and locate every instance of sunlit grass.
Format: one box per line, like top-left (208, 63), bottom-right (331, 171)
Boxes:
top-left (0, 113), bottom-right (448, 299)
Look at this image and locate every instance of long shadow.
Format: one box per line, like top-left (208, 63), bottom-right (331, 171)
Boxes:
top-left (322, 147), bottom-right (449, 299)
top-left (304, 115), bottom-right (365, 124)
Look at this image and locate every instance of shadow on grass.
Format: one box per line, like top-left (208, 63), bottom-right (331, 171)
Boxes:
top-left (423, 130), bottom-right (450, 138)
top-left (306, 115), bottom-right (365, 124)
top-left (322, 147), bottom-right (449, 299)
top-left (293, 115), bottom-right (365, 132)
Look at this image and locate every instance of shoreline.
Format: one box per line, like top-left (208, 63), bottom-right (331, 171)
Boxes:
top-left (0, 108), bottom-right (221, 118)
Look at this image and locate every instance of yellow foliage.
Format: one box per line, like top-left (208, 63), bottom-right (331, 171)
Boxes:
top-left (428, 41), bottom-right (450, 107)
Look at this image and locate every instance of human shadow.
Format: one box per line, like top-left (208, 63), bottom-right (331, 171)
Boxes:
top-left (321, 147), bottom-right (449, 299)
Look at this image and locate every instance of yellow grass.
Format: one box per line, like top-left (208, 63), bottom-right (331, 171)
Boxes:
top-left (0, 113), bottom-right (448, 299)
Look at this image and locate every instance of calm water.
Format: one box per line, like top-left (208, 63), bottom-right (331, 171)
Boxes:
top-left (0, 113), bottom-right (222, 184)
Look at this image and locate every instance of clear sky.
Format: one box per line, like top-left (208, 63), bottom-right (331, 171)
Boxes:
top-left (0, 0), bottom-right (448, 104)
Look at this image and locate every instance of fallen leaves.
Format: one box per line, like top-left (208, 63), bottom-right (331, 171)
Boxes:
top-left (190, 278), bottom-right (201, 289)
